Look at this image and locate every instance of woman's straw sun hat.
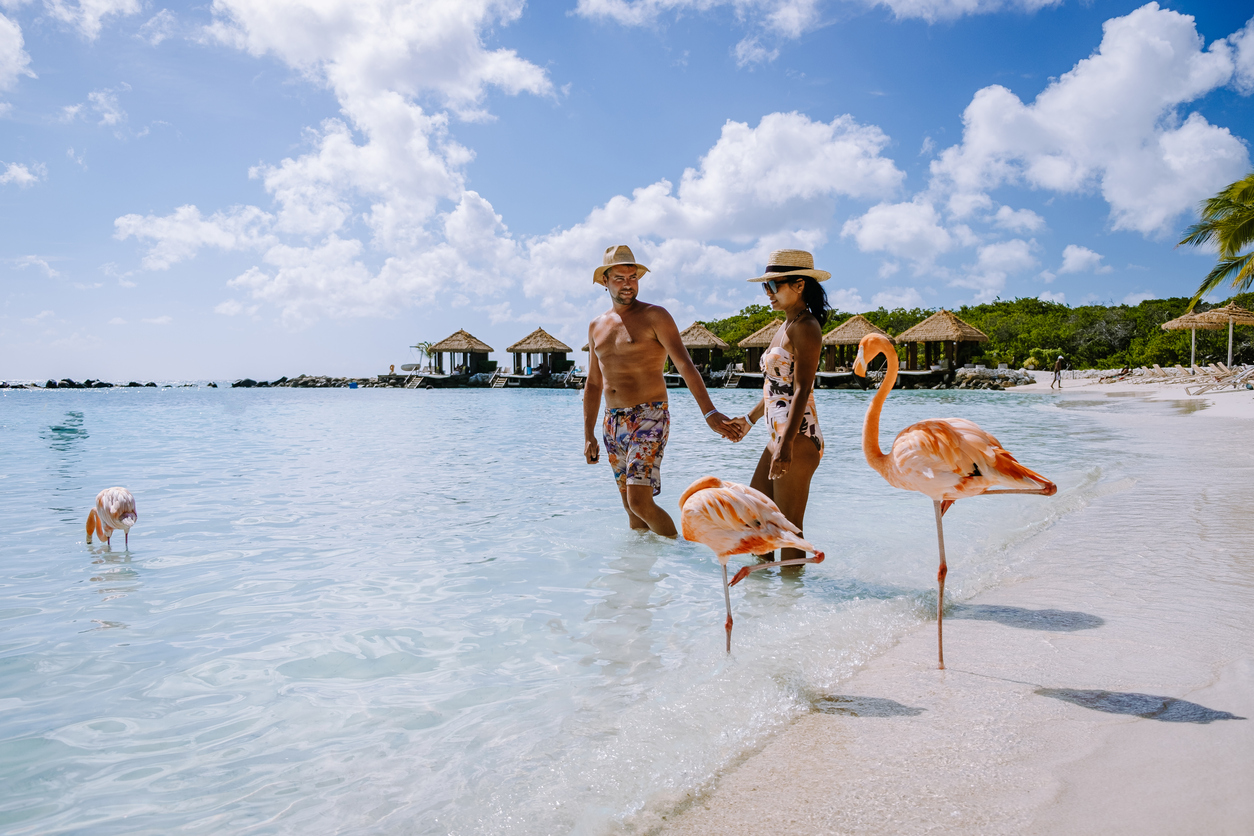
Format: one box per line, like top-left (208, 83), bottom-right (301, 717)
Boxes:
top-left (748, 248), bottom-right (830, 283)
top-left (594, 245), bottom-right (651, 286)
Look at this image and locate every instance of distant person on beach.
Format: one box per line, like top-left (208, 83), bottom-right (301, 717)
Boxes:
top-left (584, 245), bottom-right (743, 537)
top-left (729, 249), bottom-right (830, 564)
top-left (1051, 355), bottom-right (1064, 389)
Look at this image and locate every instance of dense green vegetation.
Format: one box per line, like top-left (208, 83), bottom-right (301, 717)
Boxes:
top-left (700, 292), bottom-right (1254, 370)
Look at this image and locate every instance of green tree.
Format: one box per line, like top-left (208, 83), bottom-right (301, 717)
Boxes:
top-left (1178, 171), bottom-right (1254, 310)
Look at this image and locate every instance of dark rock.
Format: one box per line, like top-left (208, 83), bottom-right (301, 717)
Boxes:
top-left (59, 379), bottom-right (82, 389)
top-left (91, 381), bottom-right (113, 388)
top-left (207, 382), bottom-right (218, 388)
top-left (127, 381), bottom-right (143, 387)
top-left (232, 378), bottom-right (258, 388)
top-left (45, 380), bottom-right (58, 389)
top-left (144, 382), bottom-right (158, 387)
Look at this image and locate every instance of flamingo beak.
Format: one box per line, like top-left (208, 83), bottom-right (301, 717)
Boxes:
top-left (852, 346), bottom-right (867, 377)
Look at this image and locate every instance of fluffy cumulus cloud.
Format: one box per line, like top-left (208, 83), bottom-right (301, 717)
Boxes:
top-left (1058, 244), bottom-right (1112, 274)
top-left (840, 199), bottom-right (954, 265)
top-left (1230, 16), bottom-right (1254, 95)
top-left (950, 238), bottom-right (1038, 301)
top-left (930, 3), bottom-right (1251, 236)
top-left (45, 0), bottom-right (142, 39)
top-left (0, 11), bottom-right (34, 90)
top-left (0, 160), bottom-right (44, 186)
top-left (869, 0), bottom-right (1059, 23)
top-left (575, 0), bottom-right (822, 39)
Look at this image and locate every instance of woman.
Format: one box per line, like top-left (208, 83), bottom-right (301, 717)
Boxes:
top-left (734, 249), bottom-right (831, 563)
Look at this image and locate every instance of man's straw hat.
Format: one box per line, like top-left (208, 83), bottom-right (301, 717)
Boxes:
top-left (594, 244), bottom-right (650, 286)
top-left (747, 248), bottom-right (830, 283)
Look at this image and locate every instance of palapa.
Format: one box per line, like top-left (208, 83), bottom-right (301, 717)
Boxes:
top-left (1183, 302), bottom-right (1254, 366)
top-left (894, 310), bottom-right (989, 344)
top-left (823, 314), bottom-right (890, 345)
top-left (506, 327), bottom-right (573, 354)
top-left (430, 328), bottom-right (495, 353)
top-left (1161, 312), bottom-right (1221, 367)
top-left (737, 319), bottom-right (784, 348)
top-left (681, 322), bottom-right (730, 350)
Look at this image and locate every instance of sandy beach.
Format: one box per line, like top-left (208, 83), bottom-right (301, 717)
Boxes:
top-left (662, 377), bottom-right (1254, 836)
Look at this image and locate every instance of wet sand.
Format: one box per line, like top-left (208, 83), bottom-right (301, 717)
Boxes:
top-left (662, 382), bottom-right (1254, 835)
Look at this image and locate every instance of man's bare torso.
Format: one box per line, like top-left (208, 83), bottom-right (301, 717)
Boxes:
top-left (590, 301), bottom-right (670, 408)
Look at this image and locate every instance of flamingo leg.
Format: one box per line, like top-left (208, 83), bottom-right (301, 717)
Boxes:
top-left (125, 529), bottom-right (129, 550)
top-left (723, 564), bottom-right (733, 654)
top-left (933, 500), bottom-right (948, 670)
top-left (730, 552), bottom-right (825, 586)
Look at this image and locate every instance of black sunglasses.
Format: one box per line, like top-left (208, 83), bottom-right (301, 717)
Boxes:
top-left (762, 277), bottom-right (799, 294)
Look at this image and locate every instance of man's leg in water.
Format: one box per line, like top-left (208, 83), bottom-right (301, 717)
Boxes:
top-left (625, 484), bottom-right (677, 537)
top-left (618, 489), bottom-right (650, 531)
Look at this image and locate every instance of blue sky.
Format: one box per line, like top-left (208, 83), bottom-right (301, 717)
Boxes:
top-left (2, 0), bottom-right (1252, 380)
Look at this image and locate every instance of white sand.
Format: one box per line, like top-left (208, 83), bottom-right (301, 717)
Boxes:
top-left (662, 381), bottom-right (1254, 835)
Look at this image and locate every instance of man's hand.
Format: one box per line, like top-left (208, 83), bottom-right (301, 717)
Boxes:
top-left (729, 416), bottom-right (752, 441)
top-left (584, 438), bottom-right (600, 464)
top-left (705, 411), bottom-right (743, 442)
top-left (769, 438), bottom-right (793, 479)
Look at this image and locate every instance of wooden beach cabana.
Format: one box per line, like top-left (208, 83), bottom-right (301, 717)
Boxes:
top-left (680, 322), bottom-right (729, 371)
top-left (894, 310), bottom-right (989, 371)
top-left (726, 319), bottom-right (783, 388)
top-left (427, 329), bottom-right (495, 377)
top-left (822, 314), bottom-right (889, 371)
top-left (506, 328), bottom-right (573, 375)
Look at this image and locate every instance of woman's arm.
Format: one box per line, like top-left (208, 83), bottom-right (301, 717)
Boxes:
top-left (769, 315), bottom-right (822, 478)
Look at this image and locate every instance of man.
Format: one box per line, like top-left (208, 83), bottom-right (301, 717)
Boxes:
top-left (1051, 355), bottom-right (1064, 389)
top-left (584, 245), bottom-right (741, 536)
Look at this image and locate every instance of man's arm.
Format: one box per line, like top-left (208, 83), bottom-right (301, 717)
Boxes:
top-left (652, 308), bottom-right (742, 440)
top-left (583, 324), bottom-right (603, 463)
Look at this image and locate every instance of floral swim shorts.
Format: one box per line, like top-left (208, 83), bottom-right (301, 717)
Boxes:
top-left (603, 401), bottom-right (670, 496)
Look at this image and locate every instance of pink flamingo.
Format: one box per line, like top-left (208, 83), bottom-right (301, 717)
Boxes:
top-left (853, 333), bottom-right (1056, 669)
top-left (679, 476), bottom-right (824, 652)
top-left (86, 487), bottom-right (138, 549)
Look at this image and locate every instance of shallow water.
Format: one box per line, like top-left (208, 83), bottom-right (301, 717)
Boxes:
top-left (0, 386), bottom-right (1116, 834)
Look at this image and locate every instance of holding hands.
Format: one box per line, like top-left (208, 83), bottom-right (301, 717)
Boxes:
top-left (705, 410), bottom-right (747, 442)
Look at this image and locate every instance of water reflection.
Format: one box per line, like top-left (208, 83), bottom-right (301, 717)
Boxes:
top-left (43, 410), bottom-right (89, 452)
top-left (89, 552), bottom-right (140, 607)
top-left (578, 550), bottom-right (665, 681)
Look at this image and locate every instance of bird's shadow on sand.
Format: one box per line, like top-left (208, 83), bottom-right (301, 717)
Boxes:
top-left (811, 695), bottom-right (926, 717)
top-left (1035, 688), bottom-right (1245, 723)
top-left (948, 604), bottom-right (1104, 632)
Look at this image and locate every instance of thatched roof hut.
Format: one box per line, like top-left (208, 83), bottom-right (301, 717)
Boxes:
top-left (894, 310), bottom-right (988, 371)
top-left (428, 329), bottom-right (494, 375)
top-left (737, 319), bottom-right (783, 372)
top-left (1183, 302), bottom-right (1254, 366)
top-left (506, 328), bottom-right (573, 374)
top-left (681, 322), bottom-right (730, 350)
top-left (1161, 312), bottom-right (1224, 367)
top-left (821, 315), bottom-right (890, 370)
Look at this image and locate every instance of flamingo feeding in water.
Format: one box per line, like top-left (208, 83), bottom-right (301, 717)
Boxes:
top-left (86, 487), bottom-right (138, 549)
top-left (853, 332), bottom-right (1055, 669)
top-left (679, 476), bottom-right (825, 652)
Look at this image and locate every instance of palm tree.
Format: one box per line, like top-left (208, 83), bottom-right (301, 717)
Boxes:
top-left (1178, 171), bottom-right (1254, 311)
top-left (412, 340), bottom-right (435, 371)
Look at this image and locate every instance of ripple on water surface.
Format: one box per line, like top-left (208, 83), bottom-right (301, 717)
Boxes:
top-left (0, 386), bottom-right (1120, 834)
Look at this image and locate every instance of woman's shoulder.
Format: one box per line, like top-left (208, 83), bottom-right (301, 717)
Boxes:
top-left (785, 312), bottom-right (823, 343)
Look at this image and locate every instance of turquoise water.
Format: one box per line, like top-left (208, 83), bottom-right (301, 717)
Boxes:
top-left (0, 387), bottom-right (1109, 834)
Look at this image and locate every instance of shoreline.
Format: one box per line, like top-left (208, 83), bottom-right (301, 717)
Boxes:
top-left (660, 383), bottom-right (1254, 835)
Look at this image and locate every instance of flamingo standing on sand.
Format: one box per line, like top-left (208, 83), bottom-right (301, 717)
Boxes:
top-left (853, 333), bottom-right (1055, 669)
top-left (679, 476), bottom-right (825, 652)
top-left (86, 487), bottom-right (138, 549)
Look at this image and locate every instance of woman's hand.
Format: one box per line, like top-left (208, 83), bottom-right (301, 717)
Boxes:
top-left (769, 438), bottom-right (793, 480)
top-left (729, 416), bottom-right (752, 441)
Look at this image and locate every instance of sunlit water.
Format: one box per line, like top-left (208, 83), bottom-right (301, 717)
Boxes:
top-left (1, 386), bottom-right (1123, 834)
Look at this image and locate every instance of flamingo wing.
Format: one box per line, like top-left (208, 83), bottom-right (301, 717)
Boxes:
top-left (680, 478), bottom-right (814, 559)
top-left (890, 419), bottom-right (1054, 501)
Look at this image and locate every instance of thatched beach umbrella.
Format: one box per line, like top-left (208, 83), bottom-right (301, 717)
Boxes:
top-left (1161, 313), bottom-right (1223, 367)
top-left (737, 319), bottom-right (783, 372)
top-left (894, 310), bottom-right (989, 370)
top-left (822, 314), bottom-right (890, 370)
top-left (1186, 302), bottom-right (1254, 366)
top-left (506, 327), bottom-right (573, 374)
top-left (428, 329), bottom-right (495, 375)
top-left (680, 322), bottom-right (729, 370)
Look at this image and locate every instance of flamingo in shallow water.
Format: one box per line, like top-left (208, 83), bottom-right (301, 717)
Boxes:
top-left (679, 476), bottom-right (825, 652)
top-left (853, 333), bottom-right (1055, 669)
top-left (86, 487), bottom-right (137, 549)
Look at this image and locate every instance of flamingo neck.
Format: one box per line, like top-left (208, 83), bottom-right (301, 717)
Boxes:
top-left (862, 344), bottom-right (899, 478)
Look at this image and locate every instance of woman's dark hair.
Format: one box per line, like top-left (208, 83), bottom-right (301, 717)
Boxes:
top-left (799, 277), bottom-right (832, 326)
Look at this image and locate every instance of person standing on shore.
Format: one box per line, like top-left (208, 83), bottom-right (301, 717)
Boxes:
top-left (730, 249), bottom-right (830, 564)
top-left (584, 245), bottom-right (743, 537)
top-left (1052, 355), bottom-right (1064, 389)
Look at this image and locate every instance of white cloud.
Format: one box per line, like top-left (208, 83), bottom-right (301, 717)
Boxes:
top-left (60, 103), bottom-right (83, 121)
top-left (22, 309), bottom-right (55, 324)
top-left (0, 161), bottom-right (44, 186)
top-left (871, 286), bottom-right (924, 309)
top-left (870, 0), bottom-right (1061, 24)
top-left (108, 317), bottom-right (126, 325)
top-left (1123, 290), bottom-right (1157, 305)
top-left (929, 3), bottom-right (1250, 236)
top-left (45, 0), bottom-right (142, 40)
top-left (1058, 244), bottom-right (1113, 274)
top-left (842, 199), bottom-right (953, 265)
top-left (89, 86), bottom-right (127, 126)
top-left (14, 255), bottom-right (59, 277)
top-left (0, 11), bottom-right (35, 91)
top-left (950, 238), bottom-right (1037, 302)
top-left (992, 205), bottom-right (1045, 233)
top-left (1229, 15), bottom-right (1254, 94)
top-left (734, 37), bottom-right (778, 67)
top-left (827, 286), bottom-right (864, 311)
top-left (1038, 269), bottom-right (1056, 284)
top-left (575, 0), bottom-right (822, 39)
top-left (142, 315), bottom-right (172, 324)
top-left (138, 9), bottom-right (177, 46)
top-left (1039, 290), bottom-right (1066, 303)
top-left (115, 204), bottom-right (276, 269)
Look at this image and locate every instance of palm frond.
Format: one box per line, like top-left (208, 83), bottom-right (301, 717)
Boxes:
top-left (1187, 251), bottom-right (1254, 311)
